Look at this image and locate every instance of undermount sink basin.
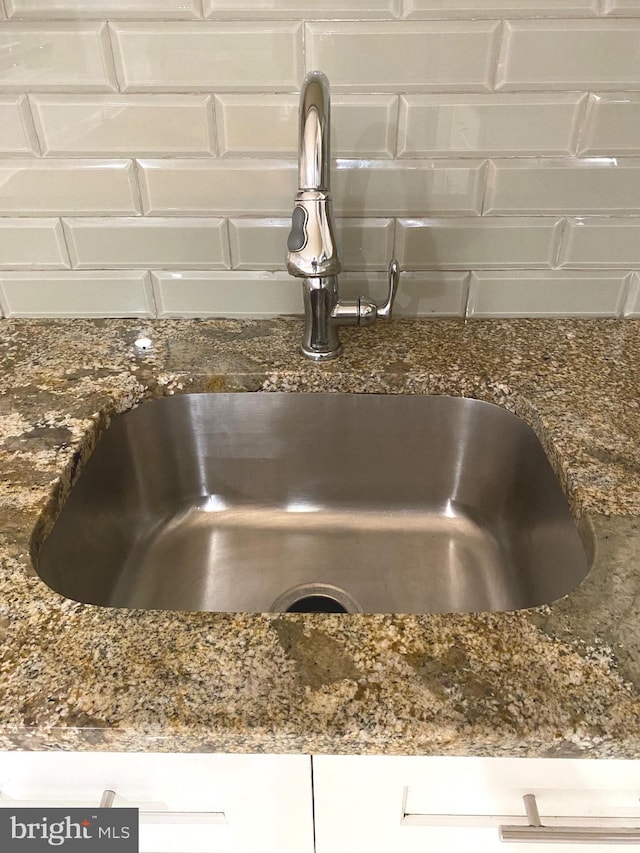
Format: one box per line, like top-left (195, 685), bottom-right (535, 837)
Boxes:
top-left (35, 393), bottom-right (588, 615)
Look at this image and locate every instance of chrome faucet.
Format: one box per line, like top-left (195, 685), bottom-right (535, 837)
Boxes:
top-left (286, 70), bottom-right (400, 361)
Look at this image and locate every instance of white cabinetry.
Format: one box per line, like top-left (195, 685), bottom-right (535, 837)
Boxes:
top-left (3, 751), bottom-right (640, 852)
top-left (313, 755), bottom-right (640, 853)
top-left (0, 752), bottom-right (314, 853)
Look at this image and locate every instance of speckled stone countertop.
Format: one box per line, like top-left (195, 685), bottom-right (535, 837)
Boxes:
top-left (0, 317), bottom-right (639, 758)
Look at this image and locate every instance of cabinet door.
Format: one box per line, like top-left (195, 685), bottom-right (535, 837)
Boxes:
top-left (313, 755), bottom-right (640, 853)
top-left (0, 752), bottom-right (314, 853)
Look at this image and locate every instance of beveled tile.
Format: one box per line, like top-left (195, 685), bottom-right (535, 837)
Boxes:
top-left (64, 217), bottom-right (230, 269)
top-left (398, 94), bottom-right (585, 158)
top-left (229, 218), bottom-right (394, 270)
top-left (111, 22), bottom-right (303, 92)
top-left (468, 270), bottom-right (627, 318)
top-left (623, 272), bottom-right (640, 317)
top-left (0, 159), bottom-right (140, 215)
top-left (31, 95), bottom-right (216, 156)
top-left (0, 271), bottom-right (154, 317)
top-left (485, 158), bottom-right (640, 215)
top-left (603, 0), bottom-right (640, 14)
top-left (333, 159), bottom-right (485, 216)
top-left (397, 217), bottom-right (562, 269)
top-left (204, 0), bottom-right (399, 17)
top-left (0, 23), bottom-right (117, 92)
top-left (560, 218), bottom-right (640, 268)
top-left (0, 96), bottom-right (39, 155)
top-left (340, 270), bottom-right (468, 316)
top-left (403, 0), bottom-right (598, 15)
top-left (306, 21), bottom-right (499, 92)
top-left (152, 270), bottom-right (301, 317)
top-left (497, 21), bottom-right (640, 91)
top-left (140, 159), bottom-right (483, 216)
top-left (216, 94), bottom-right (397, 158)
top-left (0, 219), bottom-right (69, 269)
top-left (138, 159), bottom-right (297, 215)
top-left (6, 0), bottom-right (202, 18)
top-left (580, 94), bottom-right (640, 156)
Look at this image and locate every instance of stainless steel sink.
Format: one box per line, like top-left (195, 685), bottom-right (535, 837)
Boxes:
top-left (35, 393), bottom-right (588, 614)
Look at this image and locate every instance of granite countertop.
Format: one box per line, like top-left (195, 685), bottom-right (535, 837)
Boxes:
top-left (0, 317), bottom-right (639, 758)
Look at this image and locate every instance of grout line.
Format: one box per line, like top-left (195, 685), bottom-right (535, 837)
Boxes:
top-left (222, 218), bottom-right (234, 269)
top-left (193, 0), bottom-right (204, 18)
top-left (391, 94), bottom-right (401, 159)
top-left (208, 94), bottom-right (220, 157)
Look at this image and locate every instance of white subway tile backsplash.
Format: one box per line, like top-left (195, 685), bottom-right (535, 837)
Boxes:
top-left (497, 21), bottom-right (640, 91)
top-left (0, 24), bottom-right (117, 93)
top-left (0, 271), bottom-right (154, 317)
top-left (398, 95), bottom-right (585, 158)
top-left (152, 270), bottom-right (300, 317)
top-left (6, 0), bottom-right (202, 18)
top-left (397, 217), bottom-right (562, 269)
top-left (138, 159), bottom-right (297, 215)
top-left (204, 0), bottom-right (399, 17)
top-left (468, 270), bottom-right (628, 318)
top-left (0, 219), bottom-right (69, 269)
top-left (560, 218), bottom-right (640, 268)
top-left (333, 159), bottom-right (485, 215)
top-left (0, 4), bottom-right (639, 321)
top-left (64, 217), bottom-right (229, 269)
top-left (485, 159), bottom-right (640, 215)
top-left (111, 23), bottom-right (303, 92)
top-left (306, 22), bottom-right (500, 92)
top-left (0, 159), bottom-right (140, 215)
top-left (31, 95), bottom-right (216, 157)
top-left (341, 270), bottom-right (468, 316)
top-left (579, 95), bottom-right (640, 156)
top-left (229, 218), bottom-right (394, 270)
top-left (403, 1), bottom-right (598, 15)
top-left (216, 95), bottom-right (397, 158)
top-left (0, 96), bottom-right (39, 155)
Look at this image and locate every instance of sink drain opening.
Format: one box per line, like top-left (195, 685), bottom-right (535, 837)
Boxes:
top-left (286, 595), bottom-right (348, 613)
top-left (272, 583), bottom-right (362, 614)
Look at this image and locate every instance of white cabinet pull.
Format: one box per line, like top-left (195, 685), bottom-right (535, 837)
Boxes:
top-left (500, 795), bottom-right (640, 845)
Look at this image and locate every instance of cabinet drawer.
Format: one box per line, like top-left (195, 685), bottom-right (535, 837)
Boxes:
top-left (0, 752), bottom-right (313, 853)
top-left (313, 755), bottom-right (640, 853)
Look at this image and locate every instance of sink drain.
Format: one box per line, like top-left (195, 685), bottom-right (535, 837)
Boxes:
top-left (272, 583), bottom-right (362, 614)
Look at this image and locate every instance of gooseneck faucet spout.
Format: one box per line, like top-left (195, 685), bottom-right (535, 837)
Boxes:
top-left (287, 70), bottom-right (399, 361)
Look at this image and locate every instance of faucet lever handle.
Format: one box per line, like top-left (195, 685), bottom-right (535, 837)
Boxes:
top-left (376, 259), bottom-right (400, 321)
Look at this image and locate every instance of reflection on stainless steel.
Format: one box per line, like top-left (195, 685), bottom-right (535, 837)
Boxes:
top-left (35, 393), bottom-right (589, 615)
top-left (286, 71), bottom-right (400, 360)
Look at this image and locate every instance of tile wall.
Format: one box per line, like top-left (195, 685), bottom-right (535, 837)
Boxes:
top-left (0, 2), bottom-right (639, 319)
